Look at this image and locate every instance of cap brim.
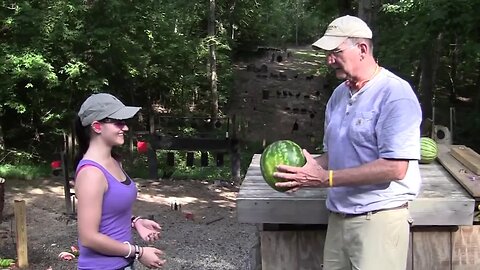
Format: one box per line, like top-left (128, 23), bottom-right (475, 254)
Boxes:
top-left (312, 36), bottom-right (348, 51)
top-left (108, 106), bottom-right (141, 120)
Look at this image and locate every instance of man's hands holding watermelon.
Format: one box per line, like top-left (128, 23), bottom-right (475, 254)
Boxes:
top-left (273, 149), bottom-right (329, 191)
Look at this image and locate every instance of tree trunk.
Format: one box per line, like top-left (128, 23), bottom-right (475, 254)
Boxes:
top-left (412, 62), bottom-right (422, 94)
top-left (419, 33), bottom-right (443, 123)
top-left (208, 0), bottom-right (219, 123)
top-left (338, 0), bottom-right (354, 16)
top-left (295, 0), bottom-right (300, 46)
top-left (358, 0), bottom-right (381, 39)
top-left (449, 35), bottom-right (459, 104)
top-left (358, 0), bottom-right (371, 23)
top-left (419, 48), bottom-right (434, 121)
top-left (228, 0), bottom-right (237, 41)
top-left (0, 120), bottom-right (4, 150)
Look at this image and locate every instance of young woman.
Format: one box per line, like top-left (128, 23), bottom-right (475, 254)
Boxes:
top-left (74, 93), bottom-right (165, 270)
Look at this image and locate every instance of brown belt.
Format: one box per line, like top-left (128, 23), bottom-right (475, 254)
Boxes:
top-left (332, 202), bottom-right (409, 218)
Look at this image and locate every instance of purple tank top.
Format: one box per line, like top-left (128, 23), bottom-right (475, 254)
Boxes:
top-left (75, 159), bottom-right (137, 270)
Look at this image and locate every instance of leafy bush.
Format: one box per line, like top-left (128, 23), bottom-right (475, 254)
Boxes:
top-left (0, 164), bottom-right (50, 180)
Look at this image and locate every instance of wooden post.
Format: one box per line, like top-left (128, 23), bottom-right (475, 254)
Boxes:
top-left (71, 127), bottom-right (76, 165)
top-left (216, 152), bottom-right (224, 167)
top-left (65, 124), bottom-right (76, 166)
top-left (231, 114), bottom-right (241, 184)
top-left (14, 200), bottom-right (28, 268)
top-left (0, 177), bottom-right (4, 223)
top-left (149, 114), bottom-right (155, 134)
top-left (201, 152), bottom-right (209, 167)
top-left (61, 151), bottom-right (73, 215)
top-left (167, 152), bottom-right (175, 167)
top-left (129, 136), bottom-right (134, 156)
top-left (147, 115), bottom-right (159, 180)
top-left (186, 152), bottom-right (194, 167)
top-left (147, 146), bottom-right (158, 179)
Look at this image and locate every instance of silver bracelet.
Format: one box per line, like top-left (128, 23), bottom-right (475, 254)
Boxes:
top-left (123, 241), bottom-right (132, 258)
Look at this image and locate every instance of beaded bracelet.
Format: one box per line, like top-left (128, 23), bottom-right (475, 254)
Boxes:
top-left (134, 245), bottom-right (140, 260)
top-left (131, 216), bottom-right (143, 228)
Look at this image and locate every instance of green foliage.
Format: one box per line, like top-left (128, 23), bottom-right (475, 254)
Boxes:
top-left (376, 0), bottom-right (480, 149)
top-left (0, 164), bottom-right (50, 180)
top-left (171, 166), bottom-right (230, 181)
top-left (451, 108), bottom-right (480, 153)
top-left (0, 0), bottom-right (235, 159)
top-left (123, 152), bottom-right (150, 179)
top-left (231, 0), bottom-right (332, 48)
top-left (0, 258), bottom-right (15, 268)
top-left (0, 148), bottom-right (41, 164)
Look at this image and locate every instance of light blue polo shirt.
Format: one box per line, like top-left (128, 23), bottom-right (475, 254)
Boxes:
top-left (323, 68), bottom-right (422, 214)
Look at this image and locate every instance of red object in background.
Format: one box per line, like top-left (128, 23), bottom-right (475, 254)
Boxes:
top-left (184, 211), bottom-right (194, 221)
top-left (51, 160), bottom-right (62, 170)
top-left (137, 141), bottom-right (148, 153)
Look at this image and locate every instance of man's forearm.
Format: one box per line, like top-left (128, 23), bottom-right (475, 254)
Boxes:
top-left (331, 158), bottom-right (409, 187)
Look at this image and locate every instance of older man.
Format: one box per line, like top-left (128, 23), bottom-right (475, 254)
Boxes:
top-left (274, 15), bottom-right (422, 270)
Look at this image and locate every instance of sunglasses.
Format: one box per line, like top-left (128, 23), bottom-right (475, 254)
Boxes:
top-left (326, 43), bottom-right (358, 57)
top-left (99, 118), bottom-right (128, 128)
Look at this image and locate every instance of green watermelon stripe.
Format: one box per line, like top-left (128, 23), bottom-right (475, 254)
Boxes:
top-left (420, 137), bottom-right (438, 163)
top-left (260, 140), bottom-right (306, 192)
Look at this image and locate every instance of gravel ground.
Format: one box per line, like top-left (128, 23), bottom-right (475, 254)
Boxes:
top-left (0, 178), bottom-right (258, 270)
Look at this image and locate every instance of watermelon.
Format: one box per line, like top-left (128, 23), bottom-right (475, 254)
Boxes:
top-left (420, 137), bottom-right (438, 164)
top-left (260, 140), bottom-right (306, 192)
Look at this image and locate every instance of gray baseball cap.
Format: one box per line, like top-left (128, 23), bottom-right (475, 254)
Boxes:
top-left (78, 93), bottom-right (141, 126)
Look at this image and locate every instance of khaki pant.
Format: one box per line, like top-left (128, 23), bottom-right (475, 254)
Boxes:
top-left (323, 208), bottom-right (410, 270)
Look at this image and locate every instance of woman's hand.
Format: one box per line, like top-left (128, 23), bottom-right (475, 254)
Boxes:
top-left (139, 246), bottom-right (165, 269)
top-left (134, 218), bottom-right (161, 242)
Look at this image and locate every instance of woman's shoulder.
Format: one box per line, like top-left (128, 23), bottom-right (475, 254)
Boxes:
top-left (75, 160), bottom-right (106, 181)
top-left (76, 164), bottom-right (104, 179)
top-left (74, 164), bottom-right (108, 195)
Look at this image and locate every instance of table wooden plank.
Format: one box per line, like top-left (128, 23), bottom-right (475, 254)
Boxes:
top-left (437, 144), bottom-right (480, 199)
top-left (238, 153), bottom-right (475, 226)
top-left (450, 145), bottom-right (480, 175)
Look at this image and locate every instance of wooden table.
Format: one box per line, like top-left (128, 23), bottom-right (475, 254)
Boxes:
top-left (238, 153), bottom-right (479, 270)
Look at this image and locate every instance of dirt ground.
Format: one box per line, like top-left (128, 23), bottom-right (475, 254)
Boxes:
top-left (0, 176), bottom-right (257, 270)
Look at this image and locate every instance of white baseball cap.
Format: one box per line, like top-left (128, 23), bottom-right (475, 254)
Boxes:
top-left (312, 15), bottom-right (372, 51)
top-left (78, 93), bottom-right (141, 126)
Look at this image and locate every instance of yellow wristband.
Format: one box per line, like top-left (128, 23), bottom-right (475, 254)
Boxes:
top-left (329, 170), bottom-right (333, 187)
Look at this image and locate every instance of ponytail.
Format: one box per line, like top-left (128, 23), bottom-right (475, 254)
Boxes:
top-left (73, 116), bottom-right (90, 170)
